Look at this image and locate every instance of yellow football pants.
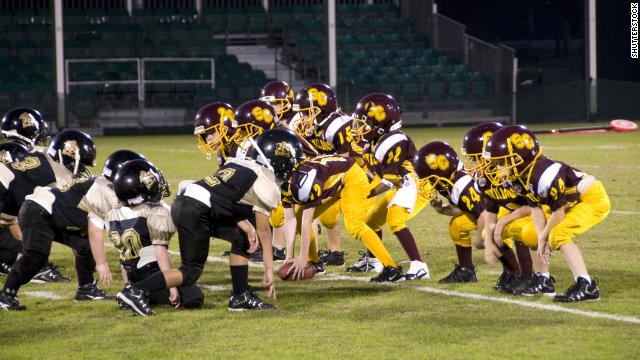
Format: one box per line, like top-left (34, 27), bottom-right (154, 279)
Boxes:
top-left (549, 181), bottom-right (610, 250)
top-left (366, 189), bottom-right (430, 233)
top-left (269, 203), bottom-right (285, 228)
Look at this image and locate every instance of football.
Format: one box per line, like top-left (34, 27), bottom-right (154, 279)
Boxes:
top-left (277, 262), bottom-right (317, 281)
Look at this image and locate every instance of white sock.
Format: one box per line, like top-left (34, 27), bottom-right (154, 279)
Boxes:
top-left (575, 274), bottom-right (591, 284)
top-left (538, 272), bottom-right (550, 279)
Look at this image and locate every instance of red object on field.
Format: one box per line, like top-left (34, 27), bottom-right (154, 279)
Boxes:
top-left (277, 261), bottom-right (316, 281)
top-left (533, 119), bottom-right (638, 135)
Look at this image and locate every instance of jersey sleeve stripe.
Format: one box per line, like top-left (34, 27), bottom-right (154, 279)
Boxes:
top-left (537, 162), bottom-right (562, 198)
top-left (451, 174), bottom-right (473, 205)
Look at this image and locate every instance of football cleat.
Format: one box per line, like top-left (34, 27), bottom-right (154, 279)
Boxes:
top-left (116, 283), bottom-right (155, 316)
top-left (228, 290), bottom-right (275, 311)
top-left (512, 277), bottom-right (539, 296)
top-left (273, 247), bottom-right (286, 261)
top-left (494, 271), bottom-right (518, 294)
top-left (369, 266), bottom-right (404, 283)
top-left (75, 280), bottom-right (113, 301)
top-left (31, 263), bottom-right (71, 283)
top-left (0, 262), bottom-right (11, 276)
top-left (553, 277), bottom-right (600, 303)
top-left (319, 250), bottom-right (345, 266)
top-left (438, 264), bottom-right (477, 284)
top-left (0, 291), bottom-right (25, 311)
top-left (534, 274), bottom-right (556, 296)
top-left (346, 252), bottom-right (383, 273)
top-left (405, 260), bottom-right (430, 280)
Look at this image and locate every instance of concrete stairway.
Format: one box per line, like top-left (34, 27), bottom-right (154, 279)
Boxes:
top-left (226, 45), bottom-right (306, 89)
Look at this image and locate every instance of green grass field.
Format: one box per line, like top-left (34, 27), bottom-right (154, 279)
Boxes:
top-left (2, 124), bottom-right (639, 359)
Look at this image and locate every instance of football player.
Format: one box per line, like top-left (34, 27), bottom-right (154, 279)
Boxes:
top-left (290, 83), bottom-right (352, 264)
top-left (194, 102), bottom-right (235, 165)
top-left (260, 80), bottom-right (296, 126)
top-left (115, 129), bottom-right (288, 315)
top-left (484, 125), bottom-right (609, 302)
top-left (350, 93), bottom-right (430, 280)
top-left (462, 122), bottom-right (555, 296)
top-left (0, 132), bottom-right (137, 310)
top-left (108, 159), bottom-right (204, 311)
top-left (0, 108), bottom-right (70, 282)
top-left (229, 99), bottom-right (277, 159)
top-left (282, 152), bottom-right (403, 282)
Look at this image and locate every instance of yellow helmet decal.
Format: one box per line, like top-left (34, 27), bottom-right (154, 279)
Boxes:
top-left (252, 106), bottom-right (274, 124)
top-left (308, 88), bottom-right (328, 107)
top-left (364, 102), bottom-right (386, 122)
top-left (509, 133), bottom-right (535, 151)
top-left (217, 107), bottom-right (234, 122)
top-left (426, 153), bottom-right (449, 171)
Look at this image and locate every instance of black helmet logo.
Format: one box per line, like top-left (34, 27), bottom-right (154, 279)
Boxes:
top-left (19, 112), bottom-right (37, 129)
top-left (139, 170), bottom-right (157, 190)
top-left (62, 140), bottom-right (79, 157)
top-left (274, 142), bottom-right (292, 158)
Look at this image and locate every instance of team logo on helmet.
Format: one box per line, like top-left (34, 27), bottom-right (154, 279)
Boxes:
top-left (308, 88), bottom-right (328, 106)
top-left (0, 150), bottom-right (11, 163)
top-left (274, 142), bottom-right (293, 157)
top-left (217, 107), bottom-right (234, 121)
top-left (19, 112), bottom-right (37, 129)
top-left (139, 170), bottom-right (157, 190)
top-left (426, 153), bottom-right (450, 171)
top-left (61, 140), bottom-right (79, 157)
top-left (509, 133), bottom-right (535, 150)
top-left (365, 102), bottom-right (386, 122)
top-left (252, 106), bottom-right (274, 124)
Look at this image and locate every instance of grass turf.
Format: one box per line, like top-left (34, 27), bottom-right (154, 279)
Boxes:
top-left (1, 124), bottom-right (639, 359)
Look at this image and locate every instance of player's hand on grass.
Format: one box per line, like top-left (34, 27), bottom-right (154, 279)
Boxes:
top-left (263, 271), bottom-right (276, 299)
top-left (431, 198), bottom-right (445, 213)
top-left (96, 263), bottom-right (112, 286)
top-left (169, 287), bottom-right (181, 309)
top-left (289, 256), bottom-right (308, 280)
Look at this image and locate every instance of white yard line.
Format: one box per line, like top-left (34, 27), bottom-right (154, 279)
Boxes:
top-left (23, 291), bottom-right (64, 300)
top-left (611, 210), bottom-right (640, 215)
top-left (198, 284), bottom-right (226, 292)
top-left (174, 250), bottom-right (640, 325)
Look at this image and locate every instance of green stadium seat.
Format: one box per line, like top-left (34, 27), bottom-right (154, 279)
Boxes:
top-left (470, 79), bottom-right (491, 98)
top-left (248, 15), bottom-right (268, 33)
top-left (400, 82), bottom-right (423, 102)
top-left (226, 14), bottom-right (247, 33)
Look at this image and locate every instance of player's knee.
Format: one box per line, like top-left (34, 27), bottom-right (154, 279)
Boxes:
top-left (548, 230), bottom-right (572, 250)
top-left (15, 251), bottom-right (48, 284)
top-left (230, 234), bottom-right (251, 259)
top-left (520, 224), bottom-right (538, 249)
top-left (387, 221), bottom-right (406, 234)
top-left (344, 219), bottom-right (366, 239)
top-left (179, 264), bottom-right (204, 287)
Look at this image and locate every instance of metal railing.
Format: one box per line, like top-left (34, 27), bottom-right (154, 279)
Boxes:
top-left (65, 57), bottom-right (216, 102)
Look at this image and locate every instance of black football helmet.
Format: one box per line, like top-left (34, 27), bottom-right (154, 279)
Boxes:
top-left (113, 159), bottom-right (168, 205)
top-left (102, 149), bottom-right (145, 182)
top-left (1, 107), bottom-right (47, 146)
top-left (252, 128), bottom-right (305, 184)
top-left (47, 129), bottom-right (96, 175)
top-left (0, 142), bottom-right (29, 164)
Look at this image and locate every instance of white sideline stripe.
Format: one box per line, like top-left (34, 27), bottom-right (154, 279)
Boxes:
top-left (611, 210), bottom-right (640, 215)
top-left (198, 284), bottom-right (226, 292)
top-left (170, 250), bottom-right (640, 325)
top-left (23, 291), bottom-right (64, 300)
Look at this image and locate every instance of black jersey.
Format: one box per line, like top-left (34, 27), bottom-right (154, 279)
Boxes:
top-left (27, 176), bottom-right (118, 232)
top-left (181, 158), bottom-right (280, 221)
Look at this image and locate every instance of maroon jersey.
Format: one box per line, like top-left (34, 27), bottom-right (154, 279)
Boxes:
top-left (371, 130), bottom-right (416, 185)
top-left (437, 171), bottom-right (484, 219)
top-left (475, 176), bottom-right (528, 214)
top-left (281, 155), bottom-right (355, 209)
top-left (308, 112), bottom-right (354, 155)
top-left (516, 156), bottom-right (585, 211)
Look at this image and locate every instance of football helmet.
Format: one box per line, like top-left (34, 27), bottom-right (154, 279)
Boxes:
top-left (351, 93), bottom-right (401, 143)
top-left (194, 102), bottom-right (234, 157)
top-left (413, 141), bottom-right (460, 198)
top-left (252, 128), bottom-right (305, 184)
top-left (461, 122), bottom-right (503, 176)
top-left (113, 159), bottom-right (167, 205)
top-left (0, 142), bottom-right (29, 164)
top-left (260, 81), bottom-right (295, 122)
top-left (47, 129), bottom-right (96, 175)
top-left (483, 125), bottom-right (540, 186)
top-left (292, 83), bottom-right (337, 136)
top-left (1, 107), bottom-right (47, 146)
top-left (101, 149), bottom-right (145, 182)
top-left (232, 100), bottom-right (276, 144)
